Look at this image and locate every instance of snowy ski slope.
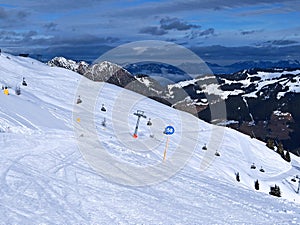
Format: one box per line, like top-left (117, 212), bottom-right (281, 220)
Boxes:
top-left (0, 53), bottom-right (300, 224)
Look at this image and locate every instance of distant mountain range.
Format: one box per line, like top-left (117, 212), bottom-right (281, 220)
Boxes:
top-left (121, 60), bottom-right (300, 81)
top-left (47, 57), bottom-right (300, 154)
top-left (47, 56), bottom-right (300, 75)
top-left (207, 60), bottom-right (300, 74)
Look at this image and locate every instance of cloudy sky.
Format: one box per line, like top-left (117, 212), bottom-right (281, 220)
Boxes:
top-left (0, 0), bottom-right (299, 64)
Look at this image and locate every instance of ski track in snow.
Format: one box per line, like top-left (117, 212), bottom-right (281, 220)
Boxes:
top-left (0, 53), bottom-right (300, 224)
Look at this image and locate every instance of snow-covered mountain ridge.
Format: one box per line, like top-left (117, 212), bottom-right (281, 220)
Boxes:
top-left (47, 56), bottom-right (89, 75)
top-left (174, 68), bottom-right (300, 154)
top-left (3, 52), bottom-right (298, 223)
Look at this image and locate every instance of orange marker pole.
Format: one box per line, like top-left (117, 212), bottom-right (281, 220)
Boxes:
top-left (163, 136), bottom-right (169, 161)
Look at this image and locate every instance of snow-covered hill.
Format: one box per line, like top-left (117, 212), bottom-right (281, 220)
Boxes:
top-left (1, 53), bottom-right (300, 224)
top-left (167, 69), bottom-right (300, 154)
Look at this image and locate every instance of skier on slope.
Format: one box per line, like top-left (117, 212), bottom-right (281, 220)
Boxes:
top-left (3, 86), bottom-right (9, 95)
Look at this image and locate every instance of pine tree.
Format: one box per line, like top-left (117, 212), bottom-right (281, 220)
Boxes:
top-left (269, 184), bottom-right (281, 197)
top-left (255, 180), bottom-right (259, 190)
top-left (277, 142), bottom-right (285, 158)
top-left (285, 150), bottom-right (291, 162)
top-left (236, 172), bottom-right (240, 182)
top-left (266, 139), bottom-right (275, 150)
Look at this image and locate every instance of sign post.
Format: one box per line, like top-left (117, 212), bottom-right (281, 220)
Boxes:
top-left (163, 125), bottom-right (175, 161)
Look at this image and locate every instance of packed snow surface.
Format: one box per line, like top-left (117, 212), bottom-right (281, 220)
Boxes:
top-left (1, 53), bottom-right (300, 224)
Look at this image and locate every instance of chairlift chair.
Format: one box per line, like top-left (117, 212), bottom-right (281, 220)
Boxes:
top-left (202, 144), bottom-right (207, 150)
top-left (76, 95), bottom-right (82, 104)
top-left (251, 163), bottom-right (256, 169)
top-left (101, 104), bottom-right (107, 112)
top-left (22, 77), bottom-right (27, 86)
top-left (147, 118), bottom-right (152, 126)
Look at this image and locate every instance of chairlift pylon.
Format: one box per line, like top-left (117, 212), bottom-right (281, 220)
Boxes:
top-left (133, 110), bottom-right (146, 138)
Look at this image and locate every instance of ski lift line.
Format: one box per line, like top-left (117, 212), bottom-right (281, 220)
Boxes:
top-left (199, 135), bottom-right (224, 166)
top-left (102, 123), bottom-right (161, 135)
top-left (183, 129), bottom-right (211, 133)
